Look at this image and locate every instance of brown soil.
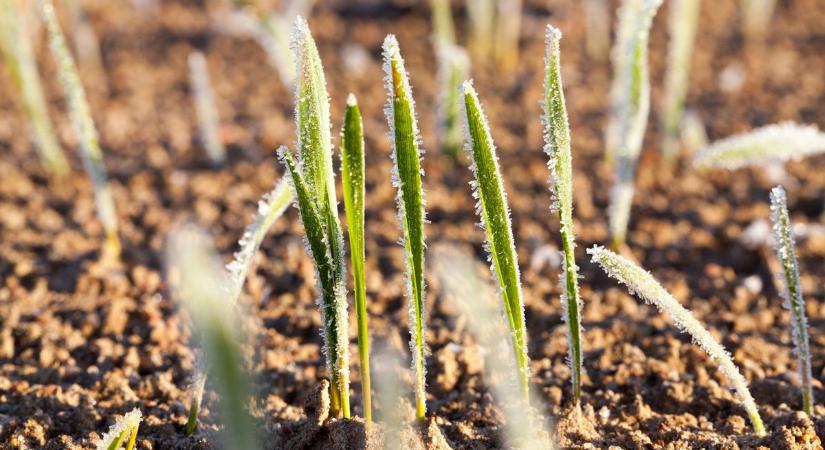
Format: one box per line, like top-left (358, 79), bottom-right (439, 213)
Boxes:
top-left (1, 0), bottom-right (825, 449)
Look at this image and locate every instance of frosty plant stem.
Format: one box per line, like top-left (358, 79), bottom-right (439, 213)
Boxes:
top-left (769, 186), bottom-right (813, 415)
top-left (661, 0), bottom-right (700, 162)
top-left (543, 26), bottom-right (584, 403)
top-left (188, 51), bottom-right (226, 166)
top-left (606, 0), bottom-right (663, 249)
top-left (279, 17), bottom-right (350, 418)
top-left (97, 408), bottom-right (141, 450)
top-left (383, 35), bottom-right (428, 422)
top-left (167, 226), bottom-right (261, 450)
top-left (588, 246), bottom-right (766, 436)
top-left (460, 81), bottom-right (530, 399)
top-left (0, 0), bottom-right (69, 175)
top-left (340, 94), bottom-right (372, 422)
top-left (41, 0), bottom-right (121, 258)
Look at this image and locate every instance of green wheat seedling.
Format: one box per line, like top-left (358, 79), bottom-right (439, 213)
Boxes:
top-left (97, 408), bottom-right (141, 450)
top-left (542, 26), bottom-right (584, 404)
top-left (383, 35), bottom-right (429, 423)
top-left (0, 0), bottom-right (69, 175)
top-left (661, 0), bottom-right (700, 162)
top-left (188, 51), bottom-right (227, 166)
top-left (278, 16), bottom-right (350, 418)
top-left (769, 186), bottom-right (813, 415)
top-left (466, 0), bottom-right (494, 60)
top-left (185, 365), bottom-right (206, 436)
top-left (40, 0), bottom-right (121, 258)
top-left (494, 0), bottom-right (522, 74)
top-left (588, 246), bottom-right (767, 436)
top-left (430, 0), bottom-right (455, 49)
top-left (583, 0), bottom-right (610, 62)
top-left (460, 80), bottom-right (530, 399)
top-left (340, 94), bottom-right (372, 422)
top-left (605, 0), bottom-right (663, 249)
top-left (436, 45), bottom-right (470, 159)
top-left (67, 0), bottom-right (106, 87)
top-left (693, 122), bottom-right (825, 170)
top-left (167, 225), bottom-right (261, 450)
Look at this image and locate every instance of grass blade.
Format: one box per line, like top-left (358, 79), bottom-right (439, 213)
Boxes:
top-left (97, 408), bottom-right (142, 450)
top-left (769, 186), bottom-right (813, 415)
top-left (606, 0), bottom-right (663, 248)
top-left (40, 0), bottom-right (120, 258)
top-left (185, 368), bottom-right (206, 436)
top-left (460, 80), bottom-right (530, 399)
top-left (494, 0), bottom-right (522, 74)
top-left (166, 226), bottom-right (262, 450)
top-left (279, 147), bottom-right (350, 418)
top-left (583, 0), bottom-right (610, 62)
top-left (430, 0), bottom-right (455, 48)
top-left (188, 51), bottom-right (226, 166)
top-left (340, 93), bottom-right (371, 422)
top-left (0, 0), bottom-right (69, 175)
top-left (466, 0), bottom-right (494, 60)
top-left (693, 122), bottom-right (825, 169)
top-left (436, 45), bottom-right (470, 159)
top-left (661, 0), bottom-right (700, 162)
top-left (588, 245), bottom-right (766, 436)
top-left (383, 35), bottom-right (428, 423)
top-left (542, 26), bottom-right (584, 404)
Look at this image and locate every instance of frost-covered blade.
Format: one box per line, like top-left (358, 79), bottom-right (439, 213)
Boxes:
top-left (694, 122), bottom-right (825, 169)
top-left (97, 408), bottom-right (142, 450)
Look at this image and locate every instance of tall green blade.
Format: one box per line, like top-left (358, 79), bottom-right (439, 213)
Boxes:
top-left (460, 81), bottom-right (529, 399)
top-left (0, 0), bottom-right (69, 174)
top-left (543, 26), bottom-right (584, 404)
top-left (41, 0), bottom-right (120, 258)
top-left (769, 186), bottom-right (813, 415)
top-left (279, 147), bottom-right (350, 418)
top-left (382, 35), bottom-right (428, 423)
top-left (340, 94), bottom-right (371, 422)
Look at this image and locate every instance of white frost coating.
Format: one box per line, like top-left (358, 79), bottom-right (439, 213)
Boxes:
top-left (459, 80), bottom-right (530, 389)
top-left (769, 186), bottom-right (813, 414)
top-left (382, 34), bottom-right (429, 415)
top-left (587, 246), bottom-right (766, 436)
top-left (96, 408), bottom-right (141, 450)
top-left (694, 122), bottom-right (825, 169)
top-left (226, 179), bottom-right (293, 304)
top-left (188, 51), bottom-right (226, 165)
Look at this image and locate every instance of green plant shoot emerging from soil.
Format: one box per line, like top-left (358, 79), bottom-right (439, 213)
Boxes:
top-left (41, 0), bottom-right (121, 258)
top-left (0, 0), bottom-right (69, 175)
top-left (97, 408), bottom-right (141, 450)
top-left (383, 34), bottom-right (428, 423)
top-left (693, 122), bottom-right (825, 169)
top-left (769, 186), bottom-right (813, 415)
top-left (588, 246), bottom-right (767, 436)
top-left (543, 26), bottom-right (584, 404)
top-left (460, 80), bottom-right (530, 399)
top-left (340, 93), bottom-right (372, 422)
top-left (279, 16), bottom-right (350, 418)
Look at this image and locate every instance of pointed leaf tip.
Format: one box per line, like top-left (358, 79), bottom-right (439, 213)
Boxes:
top-left (346, 93), bottom-right (357, 106)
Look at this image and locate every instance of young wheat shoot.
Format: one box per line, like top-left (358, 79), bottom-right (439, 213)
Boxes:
top-left (0, 0), bottom-right (69, 174)
top-left (542, 26), bottom-right (584, 404)
top-left (185, 362), bottom-right (207, 436)
top-left (430, 0), bottom-right (456, 49)
top-left (494, 0), bottom-right (522, 74)
top-left (340, 93), bottom-right (372, 422)
top-left (693, 122), bottom-right (825, 170)
top-left (661, 0), bottom-right (700, 162)
top-left (588, 246), bottom-right (766, 436)
top-left (460, 80), bottom-right (530, 399)
top-left (436, 45), bottom-right (470, 159)
top-left (40, 0), bottom-right (121, 258)
top-left (583, 0), bottom-right (610, 61)
top-left (383, 35), bottom-right (428, 423)
top-left (96, 408), bottom-right (141, 450)
top-left (167, 226), bottom-right (262, 450)
top-left (466, 0), bottom-right (494, 60)
top-left (769, 186), bottom-right (813, 415)
top-left (606, 0), bottom-right (663, 249)
top-left (188, 51), bottom-right (227, 165)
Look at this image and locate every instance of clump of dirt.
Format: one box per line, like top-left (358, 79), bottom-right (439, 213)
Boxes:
top-left (1, 0), bottom-right (825, 448)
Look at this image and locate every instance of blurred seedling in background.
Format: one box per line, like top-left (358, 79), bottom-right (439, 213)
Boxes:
top-left (279, 17), bottom-right (351, 418)
top-left (96, 408), bottom-right (142, 450)
top-left (542, 26), bottom-right (585, 405)
top-left (466, 0), bottom-right (522, 76)
top-left (605, 0), bottom-right (663, 249)
top-left (741, 0), bottom-right (776, 46)
top-left (0, 0), bottom-right (69, 175)
top-left (188, 51), bottom-right (227, 166)
top-left (40, 0), bottom-right (121, 259)
top-left (67, 0), bottom-right (106, 91)
top-left (769, 186), bottom-right (813, 415)
top-left (588, 246), bottom-right (767, 435)
top-left (661, 0), bottom-right (700, 163)
top-left (167, 225), bottom-right (262, 450)
top-left (582, 0), bottom-right (610, 62)
top-left (383, 35), bottom-right (429, 423)
top-left (460, 80), bottom-right (531, 399)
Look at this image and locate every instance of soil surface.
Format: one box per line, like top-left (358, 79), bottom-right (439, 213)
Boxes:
top-left (1, 0), bottom-right (825, 448)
